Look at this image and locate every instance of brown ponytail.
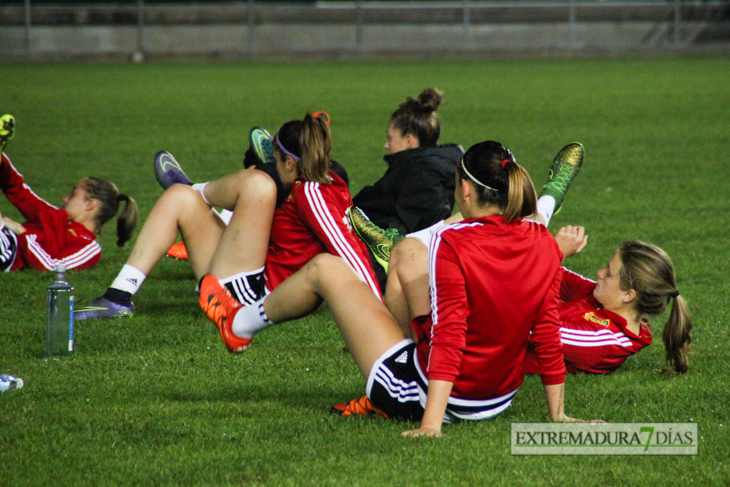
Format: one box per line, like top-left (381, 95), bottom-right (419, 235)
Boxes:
top-left (618, 240), bottom-right (693, 373)
top-left (274, 114), bottom-right (331, 185)
top-left (457, 141), bottom-right (537, 223)
top-left (389, 88), bottom-right (443, 146)
top-left (83, 177), bottom-right (139, 247)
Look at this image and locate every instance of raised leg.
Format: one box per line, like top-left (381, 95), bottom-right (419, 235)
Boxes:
top-left (203, 168), bottom-right (277, 279)
top-left (263, 254), bottom-right (407, 379)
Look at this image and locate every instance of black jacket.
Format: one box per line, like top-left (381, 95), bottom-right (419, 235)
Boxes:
top-left (353, 144), bottom-right (464, 235)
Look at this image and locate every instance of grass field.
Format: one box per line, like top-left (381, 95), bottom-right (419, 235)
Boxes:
top-left (1, 58), bottom-right (729, 486)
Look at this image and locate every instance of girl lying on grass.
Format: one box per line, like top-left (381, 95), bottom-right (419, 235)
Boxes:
top-left (198, 140), bottom-right (586, 436)
top-left (0, 115), bottom-right (138, 272)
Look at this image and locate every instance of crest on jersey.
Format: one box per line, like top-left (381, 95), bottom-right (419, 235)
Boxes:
top-left (584, 312), bottom-right (611, 328)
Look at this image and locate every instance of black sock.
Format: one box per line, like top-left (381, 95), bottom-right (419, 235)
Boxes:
top-left (102, 287), bottom-right (132, 304)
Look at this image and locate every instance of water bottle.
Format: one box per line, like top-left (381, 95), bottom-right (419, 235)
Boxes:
top-left (0, 375), bottom-right (24, 392)
top-left (46, 263), bottom-right (74, 359)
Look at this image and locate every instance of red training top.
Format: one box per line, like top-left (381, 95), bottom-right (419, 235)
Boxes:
top-left (264, 170), bottom-right (381, 297)
top-left (524, 267), bottom-right (653, 374)
top-left (1, 153), bottom-right (100, 271)
top-left (414, 215), bottom-right (565, 402)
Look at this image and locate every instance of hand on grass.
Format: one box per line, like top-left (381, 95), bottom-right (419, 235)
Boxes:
top-left (2, 217), bottom-right (25, 235)
top-left (402, 426), bottom-right (442, 438)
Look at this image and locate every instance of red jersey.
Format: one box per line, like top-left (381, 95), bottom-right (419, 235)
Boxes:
top-left (1, 154), bottom-right (100, 271)
top-left (524, 268), bottom-right (653, 374)
top-left (264, 171), bottom-right (380, 297)
top-left (414, 215), bottom-right (565, 402)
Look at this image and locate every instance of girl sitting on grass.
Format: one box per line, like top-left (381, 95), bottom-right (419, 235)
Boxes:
top-left (198, 140), bottom-right (582, 435)
top-left (76, 114), bottom-right (379, 327)
top-left (0, 115), bottom-right (138, 272)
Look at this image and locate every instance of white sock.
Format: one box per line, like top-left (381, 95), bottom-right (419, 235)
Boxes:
top-left (536, 196), bottom-right (556, 227)
top-left (192, 182), bottom-right (211, 206)
top-left (232, 298), bottom-right (273, 339)
top-left (110, 264), bottom-right (146, 295)
top-left (406, 220), bottom-right (445, 247)
top-left (218, 209), bottom-right (233, 225)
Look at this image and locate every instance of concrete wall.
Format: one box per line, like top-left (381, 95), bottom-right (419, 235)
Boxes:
top-left (1, 2), bottom-right (729, 61)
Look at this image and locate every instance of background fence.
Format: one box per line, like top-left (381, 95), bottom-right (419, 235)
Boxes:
top-left (1, 0), bottom-right (729, 60)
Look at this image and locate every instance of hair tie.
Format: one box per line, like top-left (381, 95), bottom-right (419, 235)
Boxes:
top-left (461, 158), bottom-right (498, 192)
top-left (274, 132), bottom-right (301, 162)
top-left (670, 290), bottom-right (680, 299)
top-left (501, 159), bottom-right (510, 169)
top-left (116, 194), bottom-right (127, 203)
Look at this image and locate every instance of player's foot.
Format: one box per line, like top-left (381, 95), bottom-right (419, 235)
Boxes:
top-left (347, 206), bottom-right (404, 273)
top-left (249, 127), bottom-right (275, 165)
top-left (312, 111), bottom-right (331, 127)
top-left (199, 275), bottom-right (251, 354)
top-left (166, 241), bottom-right (188, 260)
top-left (540, 143), bottom-right (584, 215)
top-left (0, 114), bottom-right (16, 153)
top-left (75, 297), bottom-right (135, 321)
top-left (330, 395), bottom-right (388, 419)
top-left (154, 150), bottom-right (193, 190)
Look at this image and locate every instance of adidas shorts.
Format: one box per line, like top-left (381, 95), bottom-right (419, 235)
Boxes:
top-left (367, 337), bottom-right (519, 423)
top-left (221, 268), bottom-right (269, 306)
top-left (0, 225), bottom-right (18, 272)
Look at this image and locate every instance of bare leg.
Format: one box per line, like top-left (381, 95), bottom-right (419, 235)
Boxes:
top-left (384, 237), bottom-right (431, 332)
top-left (263, 254), bottom-right (407, 379)
top-left (126, 184), bottom-right (225, 279)
top-left (204, 168), bottom-right (277, 279)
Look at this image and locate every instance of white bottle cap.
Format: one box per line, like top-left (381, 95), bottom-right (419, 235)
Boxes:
top-left (54, 263), bottom-right (66, 273)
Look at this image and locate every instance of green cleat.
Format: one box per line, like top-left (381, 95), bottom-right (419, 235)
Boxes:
top-left (0, 114), bottom-right (16, 153)
top-left (347, 206), bottom-right (404, 273)
top-left (540, 143), bottom-right (584, 215)
top-left (249, 127), bottom-right (275, 165)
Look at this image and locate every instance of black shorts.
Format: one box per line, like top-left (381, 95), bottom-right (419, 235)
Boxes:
top-left (367, 338), bottom-right (519, 423)
top-left (0, 226), bottom-right (18, 272)
top-left (221, 268), bottom-right (268, 306)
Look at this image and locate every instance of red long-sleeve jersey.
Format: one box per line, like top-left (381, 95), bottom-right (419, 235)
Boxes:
top-left (1, 154), bottom-right (100, 271)
top-left (413, 215), bottom-right (565, 401)
top-left (524, 268), bottom-right (652, 374)
top-left (264, 171), bottom-right (381, 297)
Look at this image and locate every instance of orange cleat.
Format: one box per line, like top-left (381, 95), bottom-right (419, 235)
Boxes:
top-left (199, 275), bottom-right (252, 354)
top-left (166, 241), bottom-right (188, 260)
top-left (330, 394), bottom-right (388, 419)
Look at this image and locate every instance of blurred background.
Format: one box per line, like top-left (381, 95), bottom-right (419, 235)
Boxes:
top-left (1, 0), bottom-right (729, 62)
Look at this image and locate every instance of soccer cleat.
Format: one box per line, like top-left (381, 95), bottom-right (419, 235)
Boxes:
top-left (540, 143), bottom-right (584, 215)
top-left (166, 241), bottom-right (188, 260)
top-left (312, 111), bottom-right (331, 127)
top-left (330, 395), bottom-right (388, 419)
top-left (0, 114), bottom-right (16, 153)
top-left (248, 127), bottom-right (275, 165)
top-left (199, 275), bottom-right (251, 354)
top-left (75, 297), bottom-right (135, 321)
top-left (154, 150), bottom-right (193, 190)
top-left (347, 206), bottom-right (404, 273)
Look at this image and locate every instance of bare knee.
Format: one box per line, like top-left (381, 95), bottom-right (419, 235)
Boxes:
top-left (390, 237), bottom-right (428, 280)
top-left (159, 183), bottom-right (202, 208)
top-left (233, 168), bottom-right (277, 205)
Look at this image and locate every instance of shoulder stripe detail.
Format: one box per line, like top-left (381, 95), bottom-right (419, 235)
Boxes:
top-left (6, 158), bottom-right (58, 210)
top-left (559, 327), bottom-right (633, 348)
top-left (302, 182), bottom-right (381, 299)
top-left (561, 266), bottom-right (596, 284)
top-left (25, 234), bottom-right (100, 270)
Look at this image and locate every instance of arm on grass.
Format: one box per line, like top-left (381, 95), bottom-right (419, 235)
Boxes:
top-left (402, 379), bottom-right (453, 437)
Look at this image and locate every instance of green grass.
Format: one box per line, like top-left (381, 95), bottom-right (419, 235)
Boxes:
top-left (1, 58), bottom-right (729, 486)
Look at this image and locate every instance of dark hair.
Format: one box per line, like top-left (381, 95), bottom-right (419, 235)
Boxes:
top-left (456, 141), bottom-right (537, 222)
top-left (82, 177), bottom-right (138, 247)
top-left (273, 113), bottom-right (331, 184)
top-left (389, 88), bottom-right (443, 147)
top-left (617, 240), bottom-right (692, 373)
